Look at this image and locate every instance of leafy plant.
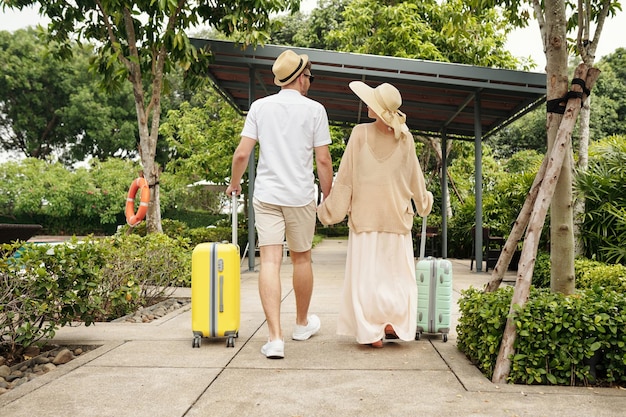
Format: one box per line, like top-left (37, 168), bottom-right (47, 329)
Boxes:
top-left (456, 286), bottom-right (512, 377)
top-left (532, 251), bottom-right (552, 289)
top-left (0, 239), bottom-right (105, 357)
top-left (575, 135), bottom-right (626, 264)
top-left (457, 284), bottom-right (626, 386)
top-left (96, 233), bottom-right (192, 320)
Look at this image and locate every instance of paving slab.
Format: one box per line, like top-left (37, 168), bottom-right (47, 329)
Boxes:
top-left (1, 366), bottom-right (220, 417)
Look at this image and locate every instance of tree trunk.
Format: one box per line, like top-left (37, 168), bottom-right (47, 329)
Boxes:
top-left (573, 95), bottom-right (590, 256)
top-left (542, 0), bottom-right (573, 295)
top-left (120, 7), bottom-right (165, 234)
top-left (141, 91), bottom-right (164, 234)
top-left (573, 0), bottom-right (608, 256)
top-left (491, 63), bottom-right (600, 383)
top-left (132, 83), bottom-right (163, 234)
top-left (550, 125), bottom-right (575, 294)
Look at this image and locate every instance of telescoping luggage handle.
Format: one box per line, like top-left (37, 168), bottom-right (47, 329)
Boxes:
top-left (231, 192), bottom-right (238, 246)
top-left (419, 216), bottom-right (427, 260)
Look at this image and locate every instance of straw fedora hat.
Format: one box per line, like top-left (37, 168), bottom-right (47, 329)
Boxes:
top-left (349, 81), bottom-right (409, 139)
top-left (273, 50), bottom-right (309, 86)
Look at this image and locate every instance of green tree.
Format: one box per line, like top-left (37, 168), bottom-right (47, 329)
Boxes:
top-left (488, 47), bottom-right (626, 159)
top-left (2, 0), bottom-right (298, 233)
top-left (591, 48), bottom-right (626, 139)
top-left (271, 0), bottom-right (349, 49)
top-left (487, 109), bottom-right (548, 158)
top-left (161, 86), bottom-right (244, 186)
top-left (325, 0), bottom-right (521, 69)
top-left (0, 28), bottom-right (138, 163)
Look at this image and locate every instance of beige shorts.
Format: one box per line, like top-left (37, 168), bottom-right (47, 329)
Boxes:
top-left (253, 197), bottom-right (316, 252)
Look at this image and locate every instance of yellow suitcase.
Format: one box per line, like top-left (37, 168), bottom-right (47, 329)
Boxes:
top-left (191, 194), bottom-right (240, 348)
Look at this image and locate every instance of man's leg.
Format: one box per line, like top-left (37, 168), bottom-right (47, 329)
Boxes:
top-left (290, 250), bottom-right (313, 326)
top-left (258, 244), bottom-right (284, 341)
top-left (283, 200), bottom-right (319, 340)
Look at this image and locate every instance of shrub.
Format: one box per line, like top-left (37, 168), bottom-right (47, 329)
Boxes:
top-left (575, 135), bottom-right (626, 263)
top-left (1, 239), bottom-right (105, 355)
top-left (531, 251), bottom-right (551, 288)
top-left (117, 218), bottom-right (190, 237)
top-left (8, 238), bottom-right (105, 326)
top-left (1, 233), bottom-right (194, 358)
top-left (316, 225), bottom-right (349, 238)
top-left (97, 233), bottom-right (192, 320)
top-left (457, 286), bottom-right (626, 386)
top-left (576, 261), bottom-right (626, 292)
top-left (456, 286), bottom-right (512, 377)
top-left (1, 257), bottom-right (59, 356)
top-left (164, 208), bottom-right (227, 229)
top-left (532, 254), bottom-right (625, 292)
top-left (185, 226), bottom-right (236, 247)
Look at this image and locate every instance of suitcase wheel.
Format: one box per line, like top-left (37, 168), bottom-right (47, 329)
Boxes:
top-left (442, 333), bottom-right (448, 343)
top-left (193, 335), bottom-right (201, 348)
top-left (415, 331), bottom-right (421, 341)
top-left (226, 335), bottom-right (235, 348)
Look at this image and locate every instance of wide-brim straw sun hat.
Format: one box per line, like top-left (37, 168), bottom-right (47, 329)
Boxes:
top-left (349, 81), bottom-right (409, 139)
top-left (273, 50), bottom-right (309, 86)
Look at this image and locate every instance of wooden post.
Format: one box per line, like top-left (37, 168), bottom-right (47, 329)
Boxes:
top-left (491, 63), bottom-right (601, 383)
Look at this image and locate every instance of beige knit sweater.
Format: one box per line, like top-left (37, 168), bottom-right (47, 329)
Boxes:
top-left (318, 123), bottom-right (433, 234)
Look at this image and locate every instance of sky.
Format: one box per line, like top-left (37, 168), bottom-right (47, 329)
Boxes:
top-left (0, 3), bottom-right (624, 72)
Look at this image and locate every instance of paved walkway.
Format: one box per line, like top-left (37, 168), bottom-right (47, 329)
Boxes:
top-left (1, 239), bottom-right (624, 416)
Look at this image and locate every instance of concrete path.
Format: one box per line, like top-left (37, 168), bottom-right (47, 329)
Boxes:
top-left (1, 239), bottom-right (624, 416)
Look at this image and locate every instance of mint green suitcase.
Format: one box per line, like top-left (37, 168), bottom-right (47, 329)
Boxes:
top-left (415, 218), bottom-right (452, 342)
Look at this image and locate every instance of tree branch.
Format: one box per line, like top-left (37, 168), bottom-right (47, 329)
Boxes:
top-left (94, 0), bottom-right (131, 69)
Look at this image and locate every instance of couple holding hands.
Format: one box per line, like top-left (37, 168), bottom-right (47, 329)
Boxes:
top-left (226, 49), bottom-right (433, 359)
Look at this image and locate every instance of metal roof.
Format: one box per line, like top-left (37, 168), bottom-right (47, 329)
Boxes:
top-left (189, 39), bottom-right (546, 139)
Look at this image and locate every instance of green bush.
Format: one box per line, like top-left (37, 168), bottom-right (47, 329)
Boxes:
top-left (1, 238), bottom-right (106, 354)
top-left (457, 286), bottom-right (626, 386)
top-left (1, 233), bottom-right (193, 357)
top-left (117, 218), bottom-right (190, 237)
top-left (531, 251), bottom-right (551, 288)
top-left (575, 135), bottom-right (626, 263)
top-left (1, 267), bottom-right (59, 356)
top-left (532, 254), bottom-right (625, 292)
top-left (9, 238), bottom-right (106, 326)
top-left (456, 286), bottom-right (512, 377)
top-left (0, 158), bottom-right (140, 235)
top-left (576, 261), bottom-right (626, 292)
top-left (185, 226), bottom-right (236, 246)
top-left (316, 225), bottom-right (349, 238)
top-left (96, 233), bottom-right (192, 319)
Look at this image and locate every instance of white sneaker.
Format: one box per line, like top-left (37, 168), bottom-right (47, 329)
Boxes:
top-left (292, 314), bottom-right (321, 341)
top-left (261, 339), bottom-right (284, 359)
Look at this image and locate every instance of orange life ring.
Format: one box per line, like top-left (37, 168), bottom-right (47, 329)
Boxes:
top-left (125, 177), bottom-right (150, 226)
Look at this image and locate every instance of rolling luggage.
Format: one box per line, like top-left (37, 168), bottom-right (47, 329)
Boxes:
top-left (415, 217), bottom-right (452, 342)
top-left (191, 194), bottom-right (240, 348)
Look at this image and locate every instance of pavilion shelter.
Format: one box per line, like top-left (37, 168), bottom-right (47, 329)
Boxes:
top-left (190, 39), bottom-right (547, 272)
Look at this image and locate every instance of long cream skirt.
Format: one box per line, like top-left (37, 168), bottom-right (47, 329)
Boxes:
top-left (337, 230), bottom-right (417, 344)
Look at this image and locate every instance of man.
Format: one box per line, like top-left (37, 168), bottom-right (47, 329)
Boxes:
top-left (225, 49), bottom-right (333, 359)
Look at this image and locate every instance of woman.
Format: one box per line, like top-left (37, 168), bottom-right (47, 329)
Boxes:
top-left (318, 81), bottom-right (433, 347)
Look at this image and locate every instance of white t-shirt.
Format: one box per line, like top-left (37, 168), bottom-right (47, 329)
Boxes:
top-left (241, 89), bottom-right (331, 206)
